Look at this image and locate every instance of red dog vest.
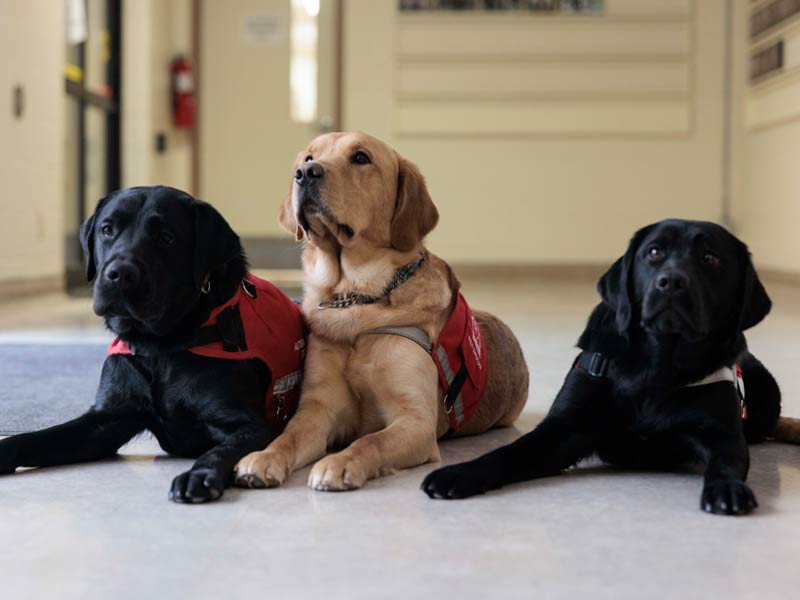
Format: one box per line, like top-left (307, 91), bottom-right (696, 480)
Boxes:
top-left (433, 293), bottom-right (489, 431)
top-left (108, 275), bottom-right (307, 433)
top-left (364, 292), bottom-right (489, 432)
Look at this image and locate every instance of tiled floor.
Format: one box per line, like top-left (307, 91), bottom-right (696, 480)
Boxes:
top-left (1, 274), bottom-right (799, 599)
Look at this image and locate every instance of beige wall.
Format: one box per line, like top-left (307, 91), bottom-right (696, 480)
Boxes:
top-left (343, 0), bottom-right (729, 266)
top-left (0, 0), bottom-right (65, 286)
top-left (0, 0), bottom-right (797, 290)
top-left (734, 0), bottom-right (800, 274)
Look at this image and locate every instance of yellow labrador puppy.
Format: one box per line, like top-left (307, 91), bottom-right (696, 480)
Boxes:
top-left (235, 132), bottom-right (528, 491)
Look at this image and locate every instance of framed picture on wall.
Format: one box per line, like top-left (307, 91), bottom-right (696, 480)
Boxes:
top-left (750, 40), bottom-right (784, 82)
top-left (398, 0), bottom-right (604, 14)
top-left (751, 0), bottom-right (800, 39)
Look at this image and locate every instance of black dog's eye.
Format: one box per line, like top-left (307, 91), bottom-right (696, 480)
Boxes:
top-left (100, 224), bottom-right (114, 238)
top-left (703, 252), bottom-right (720, 266)
top-left (351, 151), bottom-right (371, 165)
top-left (647, 245), bottom-right (664, 260)
top-left (159, 231), bottom-right (176, 246)
top-left (304, 155), bottom-right (313, 162)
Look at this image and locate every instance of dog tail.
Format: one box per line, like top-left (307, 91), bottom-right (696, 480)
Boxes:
top-left (771, 417), bottom-right (800, 445)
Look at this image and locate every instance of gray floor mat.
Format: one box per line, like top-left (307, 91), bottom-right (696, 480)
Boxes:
top-left (0, 344), bottom-right (106, 435)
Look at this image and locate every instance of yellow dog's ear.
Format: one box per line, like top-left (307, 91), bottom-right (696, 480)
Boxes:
top-left (278, 191), bottom-right (303, 241)
top-left (278, 154), bottom-right (304, 241)
top-left (391, 157), bottom-right (439, 251)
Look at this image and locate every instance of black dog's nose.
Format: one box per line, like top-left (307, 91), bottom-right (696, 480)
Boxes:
top-left (655, 270), bottom-right (689, 295)
top-left (295, 162), bottom-right (324, 185)
top-left (104, 260), bottom-right (140, 291)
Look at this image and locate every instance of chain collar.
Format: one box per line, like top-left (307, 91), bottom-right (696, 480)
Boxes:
top-left (318, 251), bottom-right (428, 310)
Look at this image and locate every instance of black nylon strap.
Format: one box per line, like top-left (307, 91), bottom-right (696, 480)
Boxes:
top-left (187, 305), bottom-right (248, 352)
top-left (192, 325), bottom-right (224, 347)
top-left (444, 362), bottom-right (470, 407)
top-left (215, 305), bottom-right (248, 352)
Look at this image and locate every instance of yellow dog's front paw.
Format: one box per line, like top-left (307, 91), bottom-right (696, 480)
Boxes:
top-left (234, 450), bottom-right (291, 489)
top-left (308, 453), bottom-right (368, 491)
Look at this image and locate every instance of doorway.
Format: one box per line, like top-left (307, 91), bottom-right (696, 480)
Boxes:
top-left (197, 0), bottom-right (341, 269)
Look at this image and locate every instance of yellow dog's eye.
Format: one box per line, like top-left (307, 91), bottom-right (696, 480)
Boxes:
top-left (351, 151), bottom-right (371, 165)
top-left (304, 155), bottom-right (313, 162)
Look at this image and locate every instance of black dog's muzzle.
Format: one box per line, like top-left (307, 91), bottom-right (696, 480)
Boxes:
top-left (102, 257), bottom-right (142, 293)
top-left (94, 254), bottom-right (156, 321)
top-left (642, 269), bottom-right (709, 339)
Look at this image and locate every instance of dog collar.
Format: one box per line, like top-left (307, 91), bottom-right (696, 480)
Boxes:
top-left (317, 250), bottom-right (428, 309)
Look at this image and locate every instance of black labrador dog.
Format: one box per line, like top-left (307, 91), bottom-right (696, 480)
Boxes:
top-left (422, 219), bottom-right (795, 515)
top-left (0, 186), bottom-right (305, 503)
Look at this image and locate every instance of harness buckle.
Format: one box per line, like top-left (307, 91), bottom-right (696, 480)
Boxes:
top-left (587, 352), bottom-right (608, 378)
top-left (241, 278), bottom-right (257, 299)
top-left (441, 392), bottom-right (454, 414)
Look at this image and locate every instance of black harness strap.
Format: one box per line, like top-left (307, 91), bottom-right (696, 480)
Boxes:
top-left (438, 362), bottom-right (471, 439)
top-left (215, 305), bottom-right (248, 352)
top-left (574, 351), bottom-right (610, 378)
top-left (189, 304), bottom-right (248, 352)
top-left (444, 363), bottom-right (470, 409)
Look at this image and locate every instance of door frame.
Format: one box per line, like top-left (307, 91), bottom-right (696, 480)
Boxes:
top-left (65, 0), bottom-right (122, 288)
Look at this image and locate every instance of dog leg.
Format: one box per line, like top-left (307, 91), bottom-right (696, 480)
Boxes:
top-left (0, 410), bottom-right (145, 474)
top-left (234, 336), bottom-right (355, 488)
top-left (421, 416), bottom-right (594, 499)
top-left (169, 426), bottom-right (270, 504)
top-left (422, 370), bottom-right (605, 499)
top-left (234, 398), bottom-right (342, 488)
top-left (306, 334), bottom-right (443, 491)
top-left (308, 412), bottom-right (440, 491)
top-left (695, 430), bottom-right (755, 515)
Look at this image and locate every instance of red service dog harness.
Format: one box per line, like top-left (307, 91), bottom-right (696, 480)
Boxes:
top-left (366, 292), bottom-right (489, 432)
top-left (108, 275), bottom-right (307, 433)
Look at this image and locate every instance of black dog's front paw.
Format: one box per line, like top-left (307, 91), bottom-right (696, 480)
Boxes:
top-left (169, 468), bottom-right (225, 504)
top-left (421, 462), bottom-right (499, 500)
top-left (701, 480), bottom-right (758, 515)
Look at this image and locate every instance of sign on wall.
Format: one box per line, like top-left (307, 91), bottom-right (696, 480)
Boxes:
top-left (240, 14), bottom-right (287, 46)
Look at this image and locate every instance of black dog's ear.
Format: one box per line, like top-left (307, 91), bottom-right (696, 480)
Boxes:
top-left (79, 194), bottom-right (112, 282)
top-left (192, 199), bottom-right (242, 287)
top-left (598, 224), bottom-right (655, 335)
top-left (735, 241), bottom-right (772, 331)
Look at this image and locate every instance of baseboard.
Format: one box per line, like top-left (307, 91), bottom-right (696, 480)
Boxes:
top-left (253, 261), bottom-right (610, 284)
top-left (0, 274), bottom-right (66, 301)
top-left (451, 263), bottom-right (608, 281)
top-left (761, 269), bottom-right (800, 286)
top-left (65, 234), bottom-right (304, 273)
top-left (242, 237), bottom-right (302, 269)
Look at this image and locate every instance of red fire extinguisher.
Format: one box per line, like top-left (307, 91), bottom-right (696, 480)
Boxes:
top-left (171, 56), bottom-right (195, 129)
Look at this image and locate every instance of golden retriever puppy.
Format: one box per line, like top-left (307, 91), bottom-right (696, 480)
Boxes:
top-left (234, 132), bottom-right (528, 491)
